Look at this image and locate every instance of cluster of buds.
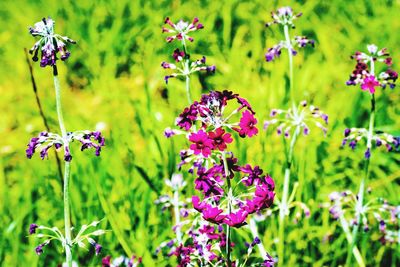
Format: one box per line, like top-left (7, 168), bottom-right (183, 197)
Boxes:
top-left (328, 190), bottom-right (400, 244)
top-left (29, 17), bottom-right (76, 67)
top-left (163, 17), bottom-right (204, 43)
top-left (102, 255), bottom-right (142, 267)
top-left (346, 44), bottom-right (398, 93)
top-left (265, 7), bottom-right (302, 28)
top-left (161, 17), bottom-right (215, 87)
top-left (342, 128), bottom-right (399, 158)
top-left (265, 7), bottom-right (314, 62)
top-left (26, 130), bottom-right (105, 162)
top-left (28, 221), bottom-right (106, 257)
top-left (264, 100), bottom-right (328, 138)
top-left (162, 49), bottom-right (215, 84)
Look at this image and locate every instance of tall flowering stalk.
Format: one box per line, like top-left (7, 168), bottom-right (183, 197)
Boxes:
top-left (341, 44), bottom-right (398, 265)
top-left (162, 17), bottom-right (215, 104)
top-left (26, 17), bottom-right (106, 266)
top-left (166, 91), bottom-right (276, 266)
top-left (263, 7), bottom-right (327, 265)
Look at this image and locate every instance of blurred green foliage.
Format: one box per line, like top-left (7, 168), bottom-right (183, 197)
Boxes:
top-left (0, 0), bottom-right (399, 266)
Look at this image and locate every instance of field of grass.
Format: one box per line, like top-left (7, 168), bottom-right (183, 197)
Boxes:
top-left (0, 0), bottom-right (399, 266)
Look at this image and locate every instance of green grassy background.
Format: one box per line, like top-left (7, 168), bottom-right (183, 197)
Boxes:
top-left (0, 0), bottom-right (399, 266)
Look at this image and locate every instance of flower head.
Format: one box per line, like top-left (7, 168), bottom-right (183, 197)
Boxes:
top-left (189, 130), bottom-right (213, 157)
top-left (235, 110), bottom-right (258, 138)
top-left (264, 100), bottom-right (328, 138)
top-left (346, 44), bottom-right (397, 92)
top-left (162, 17), bottom-right (204, 43)
top-left (29, 17), bottom-right (76, 67)
top-left (265, 7), bottom-right (302, 28)
top-left (29, 223), bottom-right (38, 235)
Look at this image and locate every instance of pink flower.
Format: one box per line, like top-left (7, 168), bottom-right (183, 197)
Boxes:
top-left (208, 128), bottom-right (233, 151)
top-left (202, 206), bottom-right (226, 224)
top-left (236, 110), bottom-right (258, 137)
top-left (361, 75), bottom-right (380, 94)
top-left (225, 210), bottom-right (248, 228)
top-left (189, 130), bottom-right (213, 157)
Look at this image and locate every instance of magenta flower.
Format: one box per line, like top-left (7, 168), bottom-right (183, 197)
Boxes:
top-left (239, 164), bottom-right (263, 186)
top-left (189, 130), bottom-right (213, 157)
top-left (208, 128), bottom-right (233, 151)
top-left (236, 110), bottom-right (258, 138)
top-left (202, 205), bottom-right (226, 224)
top-left (361, 75), bottom-right (380, 94)
top-left (225, 210), bottom-right (248, 228)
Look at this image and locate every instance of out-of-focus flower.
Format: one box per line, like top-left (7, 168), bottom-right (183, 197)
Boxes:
top-left (264, 100), bottom-right (328, 137)
top-left (162, 17), bottom-right (204, 43)
top-left (29, 17), bottom-right (76, 67)
top-left (265, 7), bottom-right (302, 28)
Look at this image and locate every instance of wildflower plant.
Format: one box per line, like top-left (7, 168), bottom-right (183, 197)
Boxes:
top-left (166, 90), bottom-right (276, 266)
top-left (263, 7), bottom-right (326, 265)
top-left (26, 17), bottom-right (106, 266)
top-left (338, 44), bottom-right (398, 266)
top-left (161, 17), bottom-right (215, 104)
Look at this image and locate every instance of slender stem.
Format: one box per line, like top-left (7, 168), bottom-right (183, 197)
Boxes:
top-left (339, 214), bottom-right (366, 267)
top-left (63, 161), bottom-right (72, 267)
top-left (278, 126), bottom-right (300, 266)
top-left (248, 218), bottom-right (267, 258)
top-left (186, 74), bottom-right (192, 105)
top-left (173, 189), bottom-right (182, 244)
top-left (283, 25), bottom-right (296, 112)
top-left (346, 60), bottom-right (376, 266)
top-left (53, 68), bottom-right (72, 267)
top-left (222, 152), bottom-right (231, 266)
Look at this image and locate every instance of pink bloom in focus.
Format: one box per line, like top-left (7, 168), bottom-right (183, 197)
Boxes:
top-left (361, 75), bottom-right (380, 94)
top-left (225, 210), bottom-right (248, 228)
top-left (189, 130), bottom-right (213, 157)
top-left (236, 110), bottom-right (258, 137)
top-left (202, 206), bottom-right (226, 224)
top-left (208, 128), bottom-right (233, 151)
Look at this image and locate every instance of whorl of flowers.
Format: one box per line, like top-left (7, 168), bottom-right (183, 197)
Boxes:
top-left (29, 17), bottom-right (76, 67)
top-left (265, 7), bottom-right (302, 28)
top-left (162, 49), bottom-right (215, 84)
top-left (265, 7), bottom-right (314, 62)
top-left (328, 190), bottom-right (400, 244)
top-left (342, 128), bottom-right (399, 159)
top-left (165, 91), bottom-right (275, 230)
top-left (28, 221), bottom-right (106, 257)
top-left (26, 130), bottom-right (105, 162)
top-left (162, 17), bottom-right (204, 43)
top-left (264, 100), bottom-right (328, 137)
top-left (346, 44), bottom-right (398, 93)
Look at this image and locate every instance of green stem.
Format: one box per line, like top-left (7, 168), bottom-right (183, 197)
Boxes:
top-left (181, 39), bottom-right (192, 105)
top-left (222, 152), bottom-right (231, 266)
top-left (186, 74), bottom-right (192, 105)
top-left (54, 69), bottom-right (72, 267)
top-left (173, 189), bottom-right (182, 244)
top-left (346, 60), bottom-right (376, 267)
top-left (339, 214), bottom-right (366, 267)
top-left (278, 126), bottom-right (300, 266)
top-left (283, 25), bottom-right (296, 112)
top-left (248, 218), bottom-right (267, 259)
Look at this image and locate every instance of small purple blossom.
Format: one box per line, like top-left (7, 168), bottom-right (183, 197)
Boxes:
top-left (29, 17), bottom-right (76, 67)
top-left (29, 223), bottom-right (38, 235)
top-left (162, 17), bottom-right (204, 43)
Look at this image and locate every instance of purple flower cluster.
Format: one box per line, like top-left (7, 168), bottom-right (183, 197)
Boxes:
top-left (328, 190), bottom-right (400, 244)
top-left (192, 161), bottom-right (275, 227)
top-left (265, 7), bottom-right (302, 28)
top-left (29, 17), bottom-right (76, 67)
top-left (265, 7), bottom-right (314, 62)
top-left (264, 100), bottom-right (328, 137)
top-left (162, 49), bottom-right (215, 84)
top-left (26, 130), bottom-right (105, 162)
top-left (342, 128), bottom-right (399, 158)
top-left (346, 44), bottom-right (398, 93)
top-left (102, 255), bottom-right (143, 267)
top-left (163, 17), bottom-right (204, 43)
